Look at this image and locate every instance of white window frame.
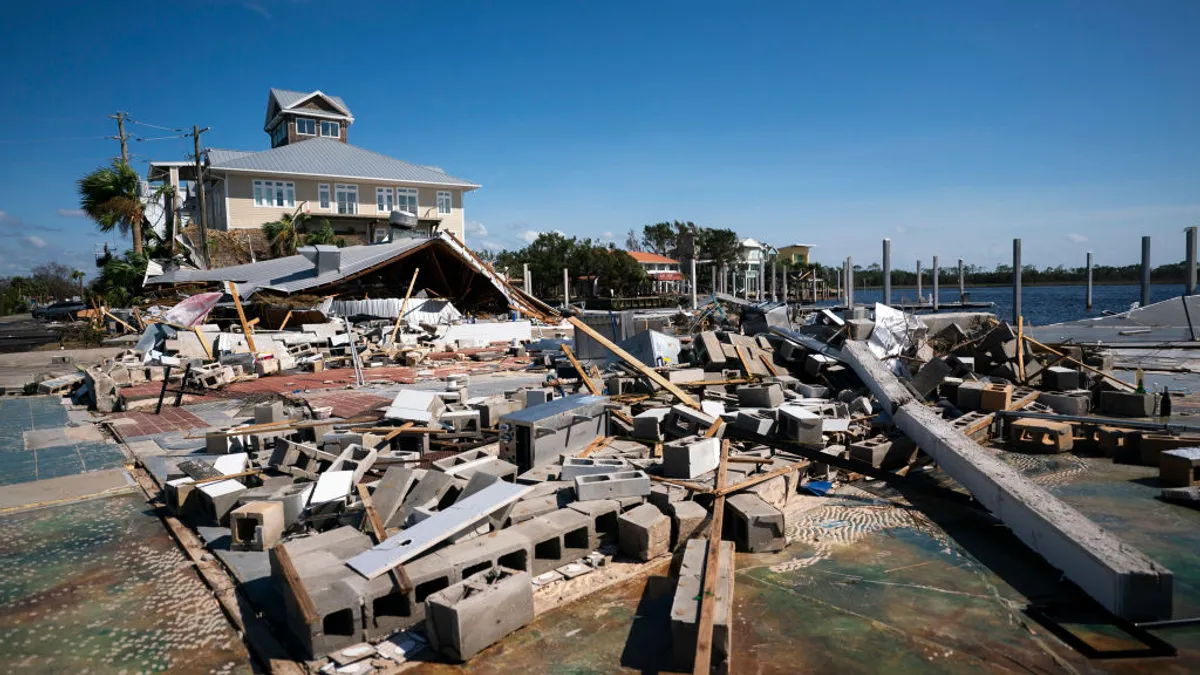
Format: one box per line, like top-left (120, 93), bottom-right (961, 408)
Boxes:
top-left (335, 183), bottom-right (358, 215)
top-left (318, 183), bottom-right (331, 210)
top-left (252, 180), bottom-right (295, 208)
top-left (437, 191), bottom-right (452, 216)
top-left (295, 118), bottom-right (316, 136)
top-left (320, 120), bottom-right (340, 138)
top-left (372, 225), bottom-right (391, 243)
top-left (376, 187), bottom-right (394, 214)
top-left (395, 187), bottom-right (417, 216)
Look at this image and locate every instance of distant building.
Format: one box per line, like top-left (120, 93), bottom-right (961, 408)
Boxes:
top-left (778, 243), bottom-right (815, 266)
top-left (627, 251), bottom-right (682, 294)
top-left (737, 237), bottom-right (765, 297)
top-left (149, 88), bottom-right (479, 248)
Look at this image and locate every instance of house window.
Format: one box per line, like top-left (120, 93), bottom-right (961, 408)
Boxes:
top-left (321, 121), bottom-right (340, 138)
top-left (373, 226), bottom-right (391, 243)
top-left (296, 118), bottom-right (316, 136)
top-left (318, 184), bottom-right (331, 210)
top-left (376, 187), bottom-right (394, 214)
top-left (271, 124), bottom-right (286, 146)
top-left (437, 191), bottom-right (452, 215)
top-left (395, 187), bottom-right (417, 215)
top-left (335, 184), bottom-right (358, 215)
top-left (253, 180), bottom-right (295, 208)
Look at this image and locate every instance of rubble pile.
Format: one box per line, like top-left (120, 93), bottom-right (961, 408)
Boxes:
top-left (55, 293), bottom-right (1192, 672)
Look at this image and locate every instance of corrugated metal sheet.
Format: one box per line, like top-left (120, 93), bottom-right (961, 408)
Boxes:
top-left (270, 88), bottom-right (352, 116)
top-left (329, 297), bottom-right (461, 326)
top-left (206, 138), bottom-right (478, 188)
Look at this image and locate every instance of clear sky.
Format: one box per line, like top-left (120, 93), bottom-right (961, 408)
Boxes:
top-left (1, 0), bottom-right (1198, 278)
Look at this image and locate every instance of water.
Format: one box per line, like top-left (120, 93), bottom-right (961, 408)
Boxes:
top-left (836, 283), bottom-right (1185, 326)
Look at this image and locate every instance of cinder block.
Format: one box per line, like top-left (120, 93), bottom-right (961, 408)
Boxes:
top-left (567, 499), bottom-right (621, 545)
top-left (734, 410), bottom-right (775, 435)
top-left (230, 500), bottom-right (284, 551)
top-left (633, 408), bottom-right (671, 440)
top-left (197, 479), bottom-right (248, 525)
top-left (574, 470), bottom-right (652, 501)
top-left (425, 568), bottom-right (534, 662)
top-left (736, 383), bottom-right (784, 409)
top-left (671, 539), bottom-right (733, 673)
top-left (846, 319), bottom-right (875, 341)
top-left (1040, 390), bottom-right (1092, 416)
top-left (667, 500), bottom-right (708, 549)
top-left (662, 436), bottom-right (720, 479)
top-left (796, 383), bottom-right (828, 398)
top-left (255, 401), bottom-right (286, 425)
top-left (979, 383), bottom-right (1014, 411)
top-left (1100, 391), bottom-right (1156, 418)
top-left (1008, 418), bottom-right (1074, 454)
top-left (957, 381), bottom-right (987, 411)
top-left (560, 457), bottom-right (630, 480)
top-left (618, 503), bottom-right (671, 561)
top-left (777, 405), bottom-right (823, 445)
top-left (509, 509), bottom-right (593, 575)
top-left (1160, 447), bottom-right (1200, 488)
top-left (724, 493), bottom-right (785, 552)
top-left (1044, 366), bottom-right (1082, 391)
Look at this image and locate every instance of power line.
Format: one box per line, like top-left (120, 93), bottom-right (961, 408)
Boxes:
top-left (134, 134), bottom-right (188, 142)
top-left (129, 117), bottom-right (182, 132)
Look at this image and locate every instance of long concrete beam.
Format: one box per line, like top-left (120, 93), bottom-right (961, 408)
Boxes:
top-left (846, 339), bottom-right (1173, 621)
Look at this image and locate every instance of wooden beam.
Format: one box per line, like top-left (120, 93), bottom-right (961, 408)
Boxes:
top-left (247, 317), bottom-right (260, 328)
top-left (389, 268), bottom-right (421, 346)
top-left (271, 542), bottom-right (318, 625)
top-left (193, 469), bottom-right (262, 486)
top-left (718, 460), bottom-right (810, 496)
top-left (192, 326), bottom-right (213, 360)
top-left (758, 353), bottom-right (780, 377)
top-left (648, 474), bottom-right (713, 494)
top-left (726, 456), bottom-right (773, 465)
top-left (132, 306), bottom-right (145, 330)
top-left (561, 343), bottom-right (600, 395)
top-left (380, 421), bottom-right (415, 443)
top-left (228, 282), bottom-right (257, 354)
top-left (567, 316), bottom-right (701, 409)
top-left (102, 308), bottom-right (137, 334)
top-left (734, 345), bottom-right (755, 378)
top-left (576, 435), bottom-right (613, 458)
top-left (278, 310), bottom-right (293, 331)
top-left (693, 439), bottom-right (731, 675)
top-left (703, 418), bottom-right (724, 438)
top-left (1022, 334), bottom-right (1135, 392)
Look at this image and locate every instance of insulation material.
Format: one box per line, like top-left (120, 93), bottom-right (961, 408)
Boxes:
top-left (868, 303), bottom-right (927, 374)
top-left (329, 296), bottom-right (462, 327)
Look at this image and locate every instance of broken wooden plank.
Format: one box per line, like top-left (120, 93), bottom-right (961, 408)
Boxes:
top-left (567, 315), bottom-right (700, 409)
top-left (561, 343), bottom-right (600, 395)
top-left (388, 268), bottom-right (421, 346)
top-left (693, 438), bottom-right (731, 675)
top-left (228, 281), bottom-right (257, 354)
top-left (272, 542), bottom-right (318, 625)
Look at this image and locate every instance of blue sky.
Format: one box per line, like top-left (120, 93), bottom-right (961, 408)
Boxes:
top-left (1, 0), bottom-right (1198, 279)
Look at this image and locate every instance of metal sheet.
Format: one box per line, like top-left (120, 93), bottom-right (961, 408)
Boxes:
top-left (347, 481), bottom-right (532, 579)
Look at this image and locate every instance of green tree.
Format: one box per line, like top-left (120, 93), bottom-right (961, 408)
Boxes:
top-left (262, 213), bottom-right (303, 257)
top-left (71, 270), bottom-right (86, 299)
top-left (302, 219), bottom-right (340, 247)
top-left (92, 250), bottom-right (148, 308)
top-left (78, 160), bottom-right (145, 255)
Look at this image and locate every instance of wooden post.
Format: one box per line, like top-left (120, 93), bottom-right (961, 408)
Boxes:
top-left (388, 268), bottom-right (421, 345)
top-left (1017, 316), bottom-right (1026, 382)
top-left (278, 310), bottom-right (294, 331)
top-left (561, 343), bottom-right (600, 395)
top-left (271, 543), bottom-right (318, 625)
top-left (567, 316), bottom-right (700, 409)
top-left (227, 282), bottom-right (257, 354)
top-left (693, 439), bottom-right (731, 675)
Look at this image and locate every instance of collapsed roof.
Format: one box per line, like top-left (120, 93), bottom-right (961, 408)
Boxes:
top-left (145, 233), bottom-right (531, 311)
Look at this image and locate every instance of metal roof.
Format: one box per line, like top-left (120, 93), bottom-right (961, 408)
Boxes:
top-left (268, 88), bottom-right (353, 119)
top-left (145, 233), bottom-right (519, 308)
top-left (206, 138), bottom-right (479, 189)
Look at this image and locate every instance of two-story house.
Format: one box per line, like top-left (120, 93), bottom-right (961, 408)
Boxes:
top-left (777, 243), bottom-right (815, 267)
top-left (627, 251), bottom-right (683, 294)
top-left (160, 89), bottom-right (479, 247)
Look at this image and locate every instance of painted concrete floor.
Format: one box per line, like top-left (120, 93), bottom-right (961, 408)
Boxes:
top-left (0, 397), bottom-right (125, 486)
top-left (0, 493), bottom-right (253, 674)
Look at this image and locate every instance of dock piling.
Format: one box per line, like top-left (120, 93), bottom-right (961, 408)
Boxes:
top-left (882, 238), bottom-right (892, 305)
top-left (1187, 227), bottom-right (1197, 296)
top-left (1141, 236), bottom-right (1151, 307)
top-left (1013, 239), bottom-right (1022, 323)
top-left (932, 256), bottom-right (939, 311)
top-left (1086, 251), bottom-right (1093, 310)
top-left (957, 258), bottom-right (965, 303)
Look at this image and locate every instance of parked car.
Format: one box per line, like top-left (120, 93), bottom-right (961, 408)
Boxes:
top-left (32, 301), bottom-right (86, 322)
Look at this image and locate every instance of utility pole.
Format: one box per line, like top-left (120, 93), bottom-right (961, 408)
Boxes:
top-left (109, 112), bottom-right (144, 254)
top-left (189, 125), bottom-right (211, 268)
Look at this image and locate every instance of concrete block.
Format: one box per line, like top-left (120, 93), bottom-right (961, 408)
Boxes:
top-left (796, 383), bottom-right (829, 398)
top-left (1160, 447), bottom-right (1200, 488)
top-left (724, 493), bottom-right (785, 553)
top-left (330, 444), bottom-right (378, 484)
top-left (509, 509), bottom-right (593, 575)
top-left (662, 436), bottom-right (720, 479)
top-left (777, 405), bottom-right (823, 445)
top-left (371, 467), bottom-right (418, 527)
top-left (736, 383), bottom-right (784, 409)
top-left (618, 503), bottom-right (671, 561)
top-left (648, 483), bottom-right (687, 510)
top-left (664, 404), bottom-right (720, 439)
top-left (567, 499), bottom-right (621, 545)
top-left (1008, 418), bottom-right (1074, 454)
top-left (633, 408), bottom-right (671, 440)
top-left (560, 457), bottom-right (630, 480)
top-left (575, 470), bottom-right (651, 501)
top-left (1099, 391), bottom-right (1156, 418)
top-left (979, 382), bottom-right (1013, 411)
top-left (667, 500), bottom-right (708, 549)
top-left (197, 479), bottom-right (248, 525)
top-left (957, 380), bottom-right (987, 411)
top-left (425, 568), bottom-right (534, 662)
top-left (671, 539), bottom-right (734, 674)
top-left (912, 357), bottom-right (953, 398)
top-left (846, 318), bottom-right (875, 341)
top-left (1044, 366), bottom-right (1082, 391)
top-left (1039, 390), bottom-right (1092, 416)
top-left (734, 409), bottom-right (775, 436)
top-left (230, 500), bottom-right (284, 551)
top-left (392, 471), bottom-right (456, 528)
top-left (255, 401), bottom-right (285, 425)
top-left (268, 482), bottom-right (314, 527)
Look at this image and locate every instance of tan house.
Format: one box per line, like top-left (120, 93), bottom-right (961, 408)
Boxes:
top-left (777, 243), bottom-right (815, 266)
top-left (163, 89), bottom-right (479, 245)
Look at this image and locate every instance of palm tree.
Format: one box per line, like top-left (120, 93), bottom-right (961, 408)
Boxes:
top-left (262, 213), bottom-right (306, 257)
top-left (78, 160), bottom-right (144, 255)
top-left (70, 270), bottom-right (85, 299)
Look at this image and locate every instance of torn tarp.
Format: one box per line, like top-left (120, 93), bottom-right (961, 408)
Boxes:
top-left (163, 292), bottom-right (224, 328)
top-left (867, 303), bottom-right (927, 373)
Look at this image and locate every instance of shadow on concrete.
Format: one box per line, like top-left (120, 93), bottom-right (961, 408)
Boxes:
top-left (619, 574), bottom-right (677, 674)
